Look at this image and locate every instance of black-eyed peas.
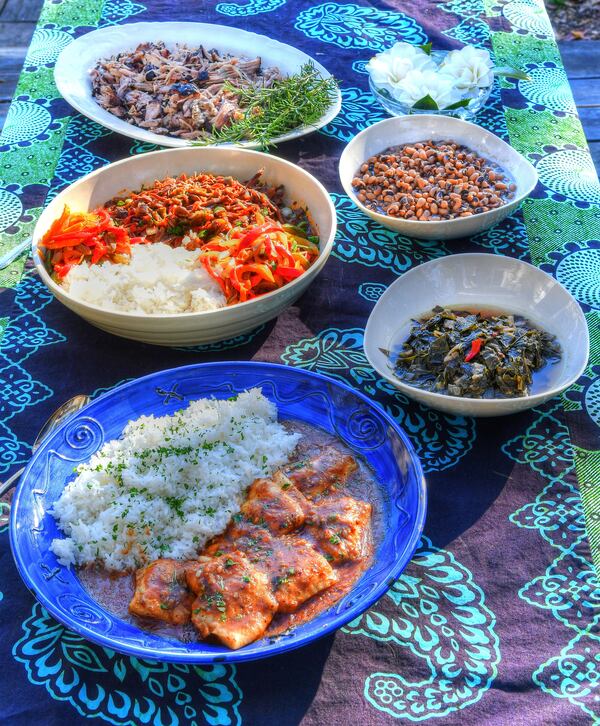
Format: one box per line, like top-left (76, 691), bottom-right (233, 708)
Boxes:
top-left (351, 141), bottom-right (517, 221)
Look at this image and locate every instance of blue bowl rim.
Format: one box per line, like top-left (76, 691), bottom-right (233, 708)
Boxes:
top-left (10, 361), bottom-right (427, 663)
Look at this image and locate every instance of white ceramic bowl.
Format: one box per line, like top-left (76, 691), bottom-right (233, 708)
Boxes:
top-left (339, 115), bottom-right (538, 240)
top-left (364, 254), bottom-right (589, 417)
top-left (54, 22), bottom-right (341, 149)
top-left (33, 147), bottom-right (336, 346)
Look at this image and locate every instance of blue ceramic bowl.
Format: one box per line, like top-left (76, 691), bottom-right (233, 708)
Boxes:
top-left (10, 362), bottom-right (426, 663)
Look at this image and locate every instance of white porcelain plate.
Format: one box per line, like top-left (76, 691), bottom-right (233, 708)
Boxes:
top-left (54, 22), bottom-right (341, 148)
top-left (364, 254), bottom-right (589, 417)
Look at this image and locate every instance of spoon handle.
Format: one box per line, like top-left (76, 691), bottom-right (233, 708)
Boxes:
top-left (0, 238), bottom-right (31, 270)
top-left (0, 467), bottom-right (24, 498)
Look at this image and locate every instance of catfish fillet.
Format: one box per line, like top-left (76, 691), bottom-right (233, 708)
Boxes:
top-left (241, 471), bottom-right (310, 534)
top-left (188, 551), bottom-right (277, 650)
top-left (286, 447), bottom-right (358, 497)
top-left (306, 496), bottom-right (372, 564)
top-left (129, 558), bottom-right (194, 625)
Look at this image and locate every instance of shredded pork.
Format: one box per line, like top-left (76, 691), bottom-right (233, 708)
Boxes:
top-left (90, 41), bottom-right (283, 140)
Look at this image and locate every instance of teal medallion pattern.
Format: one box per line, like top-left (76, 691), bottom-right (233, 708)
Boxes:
top-left (331, 194), bottom-right (448, 274)
top-left (517, 64), bottom-right (576, 114)
top-left (216, 0), bottom-right (286, 14)
top-left (502, 403), bottom-right (574, 479)
top-left (320, 87), bottom-right (387, 143)
top-left (173, 324), bottom-right (267, 353)
top-left (540, 241), bottom-right (600, 312)
top-left (505, 403), bottom-right (600, 722)
top-left (442, 18), bottom-right (490, 47)
top-left (25, 28), bottom-right (73, 66)
top-left (281, 327), bottom-right (476, 472)
top-left (502, 0), bottom-right (554, 37)
top-left (533, 629), bottom-right (600, 722)
top-left (13, 604), bottom-right (243, 726)
top-left (532, 147), bottom-right (600, 205)
top-left (563, 366), bottom-right (600, 429)
top-left (294, 3), bottom-right (427, 50)
top-left (343, 536), bottom-right (500, 721)
top-left (0, 273), bottom-right (64, 474)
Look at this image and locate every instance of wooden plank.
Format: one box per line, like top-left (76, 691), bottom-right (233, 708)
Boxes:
top-left (589, 142), bottom-right (600, 173)
top-left (558, 41), bottom-right (600, 79)
top-left (570, 79), bottom-right (600, 108)
top-left (0, 20), bottom-right (37, 47)
top-left (578, 106), bottom-right (600, 142)
top-left (0, 0), bottom-right (43, 22)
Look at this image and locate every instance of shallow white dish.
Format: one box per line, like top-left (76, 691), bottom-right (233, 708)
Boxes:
top-left (339, 115), bottom-right (538, 240)
top-left (32, 147), bottom-right (336, 346)
top-left (54, 22), bottom-right (341, 149)
top-left (364, 254), bottom-right (589, 417)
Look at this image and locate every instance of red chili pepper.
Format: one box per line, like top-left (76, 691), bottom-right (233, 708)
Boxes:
top-left (465, 338), bottom-right (484, 362)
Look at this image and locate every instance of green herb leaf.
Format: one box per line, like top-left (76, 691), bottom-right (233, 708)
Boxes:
top-left (444, 98), bottom-right (472, 110)
top-left (411, 94), bottom-right (439, 111)
top-left (492, 66), bottom-right (530, 81)
top-left (194, 63), bottom-right (339, 150)
top-left (419, 42), bottom-right (433, 55)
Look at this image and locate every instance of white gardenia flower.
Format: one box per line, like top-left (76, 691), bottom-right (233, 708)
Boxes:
top-left (366, 42), bottom-right (436, 92)
top-left (391, 69), bottom-right (462, 110)
top-left (440, 45), bottom-right (494, 91)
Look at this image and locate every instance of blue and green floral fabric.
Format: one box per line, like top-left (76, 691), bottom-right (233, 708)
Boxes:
top-left (0, 1), bottom-right (599, 724)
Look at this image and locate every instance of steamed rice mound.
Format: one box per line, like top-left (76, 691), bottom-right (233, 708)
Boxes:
top-left (50, 389), bottom-right (299, 570)
top-left (63, 242), bottom-right (226, 315)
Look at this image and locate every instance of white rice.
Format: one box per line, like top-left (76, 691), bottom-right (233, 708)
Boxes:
top-left (50, 389), bottom-right (300, 570)
top-left (63, 242), bottom-right (226, 314)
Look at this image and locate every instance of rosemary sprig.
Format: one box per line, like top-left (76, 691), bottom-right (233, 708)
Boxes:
top-left (195, 63), bottom-right (338, 150)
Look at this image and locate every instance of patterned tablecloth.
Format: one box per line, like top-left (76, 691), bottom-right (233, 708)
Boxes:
top-left (0, 1), bottom-right (599, 724)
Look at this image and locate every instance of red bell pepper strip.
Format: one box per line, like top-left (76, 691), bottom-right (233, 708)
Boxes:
top-left (465, 338), bottom-right (484, 362)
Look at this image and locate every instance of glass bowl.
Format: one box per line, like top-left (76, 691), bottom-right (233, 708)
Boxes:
top-left (368, 50), bottom-right (493, 120)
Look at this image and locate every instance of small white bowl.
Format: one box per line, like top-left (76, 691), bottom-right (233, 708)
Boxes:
top-left (33, 147), bottom-right (336, 347)
top-left (339, 115), bottom-right (538, 240)
top-left (364, 254), bottom-right (589, 417)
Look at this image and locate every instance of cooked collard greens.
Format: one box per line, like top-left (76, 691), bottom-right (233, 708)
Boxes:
top-left (388, 306), bottom-right (561, 399)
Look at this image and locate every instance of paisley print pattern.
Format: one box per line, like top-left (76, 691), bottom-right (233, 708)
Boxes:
top-left (320, 87), bottom-right (387, 143)
top-left (471, 214), bottom-right (529, 258)
top-left (357, 282), bottom-right (386, 302)
top-left (331, 194), bottom-right (448, 274)
top-left (281, 327), bottom-right (476, 472)
top-left (13, 603), bottom-right (243, 726)
top-left (216, 0), bottom-right (286, 15)
top-left (294, 3), bottom-right (427, 50)
top-left (344, 536), bottom-right (500, 721)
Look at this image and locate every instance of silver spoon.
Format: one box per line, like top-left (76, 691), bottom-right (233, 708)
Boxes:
top-left (0, 394), bottom-right (90, 498)
top-left (0, 237), bottom-right (32, 270)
